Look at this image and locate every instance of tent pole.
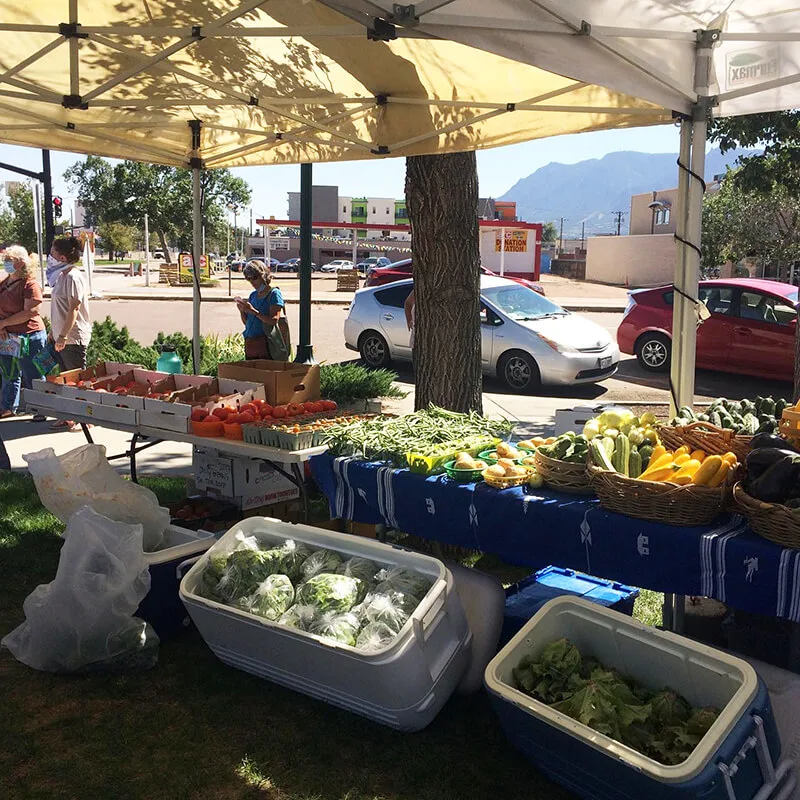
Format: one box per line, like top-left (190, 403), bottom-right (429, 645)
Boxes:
top-left (295, 163), bottom-right (314, 363)
top-left (191, 166), bottom-right (202, 373)
top-left (668, 119), bottom-right (694, 417)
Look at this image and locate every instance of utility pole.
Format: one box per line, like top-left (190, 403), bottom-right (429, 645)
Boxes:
top-left (558, 217), bottom-right (564, 255)
top-left (612, 211), bottom-right (626, 236)
top-left (580, 221), bottom-right (585, 250)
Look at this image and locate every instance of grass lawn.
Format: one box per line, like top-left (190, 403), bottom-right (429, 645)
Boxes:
top-left (0, 471), bottom-right (664, 800)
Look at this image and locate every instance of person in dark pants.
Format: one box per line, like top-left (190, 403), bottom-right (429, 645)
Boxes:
top-left (47, 236), bottom-right (90, 430)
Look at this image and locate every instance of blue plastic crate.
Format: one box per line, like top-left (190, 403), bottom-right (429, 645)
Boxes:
top-left (501, 566), bottom-right (639, 646)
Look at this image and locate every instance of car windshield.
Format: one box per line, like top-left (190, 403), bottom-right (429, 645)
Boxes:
top-left (482, 284), bottom-right (566, 320)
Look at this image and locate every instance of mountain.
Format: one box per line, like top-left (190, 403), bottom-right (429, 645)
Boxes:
top-left (500, 147), bottom-right (760, 237)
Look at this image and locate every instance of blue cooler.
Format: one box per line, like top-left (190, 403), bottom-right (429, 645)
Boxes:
top-left (137, 525), bottom-right (216, 638)
top-left (501, 566), bottom-right (639, 646)
top-left (486, 597), bottom-right (784, 800)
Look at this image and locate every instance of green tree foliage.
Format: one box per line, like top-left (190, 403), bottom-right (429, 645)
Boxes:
top-left (703, 172), bottom-right (800, 280)
top-left (96, 221), bottom-right (137, 261)
top-left (65, 157), bottom-right (251, 263)
top-left (710, 111), bottom-right (800, 196)
top-left (541, 221), bottom-right (558, 243)
top-left (6, 183), bottom-right (42, 252)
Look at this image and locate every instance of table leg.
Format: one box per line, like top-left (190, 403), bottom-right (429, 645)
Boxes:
top-left (80, 423), bottom-right (94, 444)
top-left (291, 462), bottom-right (309, 523)
top-left (663, 593), bottom-right (674, 631)
top-left (129, 432), bottom-right (140, 483)
top-left (376, 524), bottom-right (387, 543)
top-left (673, 594), bottom-right (686, 635)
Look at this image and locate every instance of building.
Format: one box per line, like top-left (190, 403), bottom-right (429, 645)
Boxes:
top-left (478, 198), bottom-right (517, 221)
top-left (287, 185), bottom-right (339, 227)
top-left (629, 189), bottom-right (677, 236)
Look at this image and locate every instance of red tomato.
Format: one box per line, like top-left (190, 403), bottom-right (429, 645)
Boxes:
top-left (190, 408), bottom-right (208, 422)
top-left (212, 407), bottom-right (230, 421)
top-left (226, 413), bottom-right (241, 424)
top-left (238, 412), bottom-right (255, 424)
top-left (261, 403), bottom-right (274, 416)
top-left (273, 405), bottom-right (288, 419)
top-left (239, 402), bottom-right (257, 415)
top-left (303, 401), bottom-right (317, 414)
top-left (288, 403), bottom-right (304, 416)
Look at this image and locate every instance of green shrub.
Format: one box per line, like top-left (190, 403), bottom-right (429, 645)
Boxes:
top-left (199, 333), bottom-right (245, 377)
top-left (86, 317), bottom-right (158, 369)
top-left (320, 363), bottom-right (406, 403)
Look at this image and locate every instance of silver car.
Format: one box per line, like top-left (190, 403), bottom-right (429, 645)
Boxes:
top-left (344, 276), bottom-right (619, 391)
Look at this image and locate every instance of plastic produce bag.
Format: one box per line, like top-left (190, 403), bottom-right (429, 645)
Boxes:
top-left (336, 557), bottom-right (380, 586)
top-left (1, 506), bottom-right (159, 674)
top-left (295, 573), bottom-right (364, 614)
top-left (238, 574), bottom-right (295, 620)
top-left (278, 603), bottom-right (319, 632)
top-left (363, 590), bottom-right (419, 633)
top-left (375, 567), bottom-right (431, 600)
top-left (356, 621), bottom-right (397, 653)
top-left (301, 549), bottom-right (343, 581)
top-left (23, 445), bottom-right (168, 551)
top-left (271, 539), bottom-right (313, 581)
top-left (310, 611), bottom-right (361, 646)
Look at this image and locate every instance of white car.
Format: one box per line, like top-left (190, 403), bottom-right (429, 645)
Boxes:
top-left (321, 259), bottom-right (354, 273)
top-left (344, 276), bottom-right (620, 391)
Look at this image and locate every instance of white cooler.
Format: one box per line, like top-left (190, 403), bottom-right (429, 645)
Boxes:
top-left (180, 517), bottom-right (472, 731)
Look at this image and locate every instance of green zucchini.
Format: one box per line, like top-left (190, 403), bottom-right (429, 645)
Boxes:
top-left (590, 439), bottom-right (615, 471)
top-left (613, 434), bottom-right (631, 476)
top-left (628, 447), bottom-right (643, 479)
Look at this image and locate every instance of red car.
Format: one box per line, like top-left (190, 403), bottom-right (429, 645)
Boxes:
top-left (363, 258), bottom-right (545, 295)
top-left (617, 278), bottom-right (799, 381)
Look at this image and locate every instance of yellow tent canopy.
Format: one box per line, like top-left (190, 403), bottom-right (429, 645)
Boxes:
top-left (0, 1), bottom-right (671, 168)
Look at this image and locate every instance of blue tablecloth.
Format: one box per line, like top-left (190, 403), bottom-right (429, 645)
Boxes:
top-left (310, 453), bottom-right (800, 623)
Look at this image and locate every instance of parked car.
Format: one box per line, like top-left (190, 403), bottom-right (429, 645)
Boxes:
top-left (617, 278), bottom-right (799, 381)
top-left (363, 258), bottom-right (546, 296)
top-left (345, 276), bottom-right (618, 391)
top-left (356, 256), bottom-right (392, 273)
top-left (277, 258), bottom-right (300, 272)
top-left (229, 259), bottom-right (246, 271)
top-left (152, 249), bottom-right (165, 260)
top-left (244, 257), bottom-right (279, 270)
top-left (321, 259), bottom-right (354, 273)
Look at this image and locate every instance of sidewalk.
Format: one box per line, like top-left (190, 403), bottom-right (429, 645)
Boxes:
top-left (52, 271), bottom-right (629, 312)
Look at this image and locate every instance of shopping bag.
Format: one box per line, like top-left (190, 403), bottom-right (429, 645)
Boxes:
top-left (31, 341), bottom-right (59, 377)
top-left (1, 506), bottom-right (159, 674)
top-left (23, 444), bottom-right (168, 551)
top-left (0, 333), bottom-right (21, 357)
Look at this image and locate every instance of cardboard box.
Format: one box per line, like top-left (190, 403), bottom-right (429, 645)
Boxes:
top-left (192, 447), bottom-right (299, 510)
top-left (22, 389), bottom-right (89, 417)
top-left (554, 404), bottom-right (613, 436)
top-left (218, 360), bottom-right (320, 406)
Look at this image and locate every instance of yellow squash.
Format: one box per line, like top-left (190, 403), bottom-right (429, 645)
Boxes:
top-left (691, 455), bottom-right (723, 486)
top-left (706, 460), bottom-right (732, 488)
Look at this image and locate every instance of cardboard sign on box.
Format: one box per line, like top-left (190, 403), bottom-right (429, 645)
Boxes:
top-left (218, 360), bottom-right (320, 406)
top-left (193, 447), bottom-right (299, 509)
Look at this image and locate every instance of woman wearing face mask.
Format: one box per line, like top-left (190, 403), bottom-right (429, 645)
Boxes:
top-left (236, 261), bottom-right (288, 361)
top-left (48, 236), bottom-right (90, 430)
top-left (0, 245), bottom-right (47, 419)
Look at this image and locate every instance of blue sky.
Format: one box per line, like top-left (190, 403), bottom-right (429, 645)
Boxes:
top-left (0, 123), bottom-right (684, 223)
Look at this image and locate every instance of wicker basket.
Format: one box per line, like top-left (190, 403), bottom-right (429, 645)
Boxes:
top-left (481, 467), bottom-right (531, 489)
top-left (534, 449), bottom-right (594, 495)
top-left (733, 483), bottom-right (800, 548)
top-left (587, 462), bottom-right (736, 526)
top-left (656, 421), bottom-right (751, 462)
top-left (779, 409), bottom-right (800, 449)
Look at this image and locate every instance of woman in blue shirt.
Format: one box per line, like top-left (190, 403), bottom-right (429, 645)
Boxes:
top-left (237, 261), bottom-right (287, 360)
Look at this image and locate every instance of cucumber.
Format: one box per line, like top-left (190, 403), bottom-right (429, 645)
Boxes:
top-left (740, 413), bottom-right (759, 435)
top-left (678, 405), bottom-right (695, 421)
top-left (710, 410), bottom-right (723, 428)
top-left (761, 397), bottom-right (776, 417)
top-left (639, 444), bottom-right (653, 469)
top-left (590, 439), bottom-right (615, 472)
top-left (601, 437), bottom-right (616, 457)
top-left (776, 399), bottom-right (787, 418)
top-left (697, 413), bottom-right (709, 422)
top-left (613, 434), bottom-right (631, 476)
top-left (628, 448), bottom-right (643, 479)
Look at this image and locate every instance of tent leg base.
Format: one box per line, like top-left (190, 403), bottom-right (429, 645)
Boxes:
top-left (293, 345), bottom-right (315, 364)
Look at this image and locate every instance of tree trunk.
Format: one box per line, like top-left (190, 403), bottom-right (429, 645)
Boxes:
top-left (157, 229), bottom-right (172, 264)
top-left (405, 152), bottom-right (482, 413)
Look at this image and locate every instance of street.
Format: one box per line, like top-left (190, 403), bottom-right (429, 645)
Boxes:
top-left (39, 298), bottom-right (792, 407)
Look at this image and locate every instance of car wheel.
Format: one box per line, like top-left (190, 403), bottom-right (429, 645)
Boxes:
top-left (498, 351), bottom-right (540, 393)
top-left (636, 332), bottom-right (671, 372)
top-left (358, 330), bottom-right (391, 368)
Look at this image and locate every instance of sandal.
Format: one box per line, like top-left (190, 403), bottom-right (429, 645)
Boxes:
top-left (50, 419), bottom-right (71, 429)
top-left (0, 410), bottom-right (14, 419)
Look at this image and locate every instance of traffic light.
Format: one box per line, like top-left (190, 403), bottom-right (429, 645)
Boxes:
top-left (53, 196), bottom-right (63, 217)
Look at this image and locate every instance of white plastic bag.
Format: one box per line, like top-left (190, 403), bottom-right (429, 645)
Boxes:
top-left (1, 506), bottom-right (159, 674)
top-left (23, 444), bottom-right (168, 551)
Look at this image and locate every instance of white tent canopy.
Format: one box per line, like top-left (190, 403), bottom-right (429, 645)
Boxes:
top-left (334, 1), bottom-right (800, 411)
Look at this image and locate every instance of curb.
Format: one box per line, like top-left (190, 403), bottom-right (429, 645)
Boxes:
top-left (45, 292), bottom-right (626, 313)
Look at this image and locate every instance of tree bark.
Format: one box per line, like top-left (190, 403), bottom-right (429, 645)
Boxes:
top-left (405, 152), bottom-right (482, 413)
top-left (157, 229), bottom-right (173, 265)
